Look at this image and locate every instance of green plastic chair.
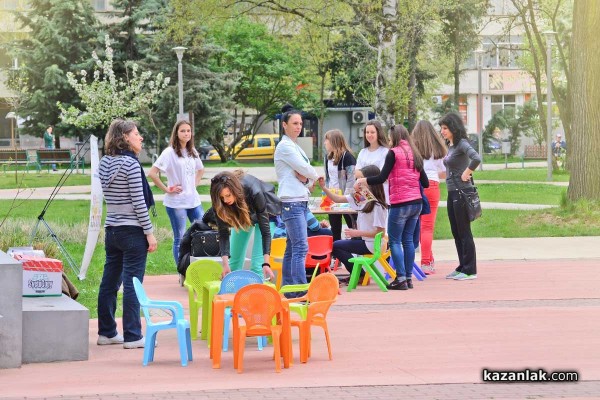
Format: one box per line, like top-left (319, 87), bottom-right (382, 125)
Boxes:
top-left (347, 232), bottom-right (388, 292)
top-left (278, 264), bottom-right (319, 297)
top-left (184, 259), bottom-right (222, 340)
top-left (279, 265), bottom-right (319, 320)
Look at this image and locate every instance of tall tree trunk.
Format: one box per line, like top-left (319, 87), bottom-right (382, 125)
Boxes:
top-left (407, 68), bottom-right (417, 131)
top-left (318, 72), bottom-right (326, 162)
top-left (374, 0), bottom-right (397, 128)
top-left (567, 0), bottom-right (600, 200)
top-left (453, 46), bottom-right (460, 109)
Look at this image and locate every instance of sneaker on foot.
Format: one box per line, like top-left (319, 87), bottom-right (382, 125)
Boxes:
top-left (123, 337), bottom-right (157, 349)
top-left (446, 270), bottom-right (461, 279)
top-left (97, 334), bottom-right (124, 345)
top-left (406, 278), bottom-right (413, 289)
top-left (422, 264), bottom-right (435, 275)
top-left (453, 273), bottom-right (477, 281)
top-left (388, 278), bottom-right (408, 290)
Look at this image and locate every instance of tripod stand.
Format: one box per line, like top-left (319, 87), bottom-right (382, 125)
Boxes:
top-left (29, 135), bottom-right (91, 276)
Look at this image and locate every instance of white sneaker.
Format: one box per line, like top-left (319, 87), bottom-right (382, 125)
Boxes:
top-left (123, 337), bottom-right (158, 349)
top-left (97, 334), bottom-right (124, 345)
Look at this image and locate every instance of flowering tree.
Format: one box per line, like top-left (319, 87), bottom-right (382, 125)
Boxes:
top-left (58, 35), bottom-right (170, 129)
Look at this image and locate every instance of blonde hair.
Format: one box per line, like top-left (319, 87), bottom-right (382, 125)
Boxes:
top-left (325, 129), bottom-right (353, 165)
top-left (411, 120), bottom-right (447, 160)
top-left (209, 172), bottom-right (252, 230)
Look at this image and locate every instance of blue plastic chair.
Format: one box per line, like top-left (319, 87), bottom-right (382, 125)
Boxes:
top-left (386, 259), bottom-right (426, 281)
top-left (132, 277), bottom-right (193, 367)
top-left (218, 270), bottom-right (267, 352)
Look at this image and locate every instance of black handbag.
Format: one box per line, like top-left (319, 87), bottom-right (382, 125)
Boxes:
top-left (451, 174), bottom-right (482, 222)
top-left (191, 230), bottom-right (221, 257)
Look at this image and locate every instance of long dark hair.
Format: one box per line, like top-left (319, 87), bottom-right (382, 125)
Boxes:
top-left (281, 104), bottom-right (302, 135)
top-left (209, 171), bottom-right (252, 230)
top-left (389, 125), bottom-right (423, 171)
top-left (439, 112), bottom-right (468, 144)
top-left (360, 165), bottom-right (388, 214)
top-left (169, 120), bottom-right (198, 158)
top-left (412, 120), bottom-right (447, 160)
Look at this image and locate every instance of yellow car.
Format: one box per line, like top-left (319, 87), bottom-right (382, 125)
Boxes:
top-left (208, 134), bottom-right (280, 161)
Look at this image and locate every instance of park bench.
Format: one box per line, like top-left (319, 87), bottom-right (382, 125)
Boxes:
top-left (0, 149), bottom-right (40, 173)
top-left (36, 149), bottom-right (84, 172)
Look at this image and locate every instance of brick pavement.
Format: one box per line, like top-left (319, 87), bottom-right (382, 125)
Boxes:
top-left (1, 259), bottom-right (599, 400)
top-left (3, 382), bottom-right (600, 400)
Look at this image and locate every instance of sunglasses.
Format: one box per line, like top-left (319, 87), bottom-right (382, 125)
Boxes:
top-left (211, 175), bottom-right (230, 184)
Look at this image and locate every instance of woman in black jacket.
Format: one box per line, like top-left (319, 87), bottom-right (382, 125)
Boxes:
top-left (210, 170), bottom-right (281, 280)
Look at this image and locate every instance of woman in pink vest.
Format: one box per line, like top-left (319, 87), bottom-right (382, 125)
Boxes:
top-left (355, 125), bottom-right (428, 290)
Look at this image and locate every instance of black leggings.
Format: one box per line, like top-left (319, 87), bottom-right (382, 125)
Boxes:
top-left (447, 190), bottom-right (477, 275)
top-left (329, 213), bottom-right (357, 242)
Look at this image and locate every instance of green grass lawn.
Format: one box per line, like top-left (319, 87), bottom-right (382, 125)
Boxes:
top-left (475, 168), bottom-right (570, 182)
top-left (439, 182), bottom-right (565, 205)
top-left (0, 171), bottom-right (91, 189)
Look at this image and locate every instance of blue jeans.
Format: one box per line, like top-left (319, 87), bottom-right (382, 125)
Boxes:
top-left (166, 206), bottom-right (203, 265)
top-left (98, 226), bottom-right (148, 342)
top-left (281, 201), bottom-right (309, 297)
top-left (388, 203), bottom-right (422, 280)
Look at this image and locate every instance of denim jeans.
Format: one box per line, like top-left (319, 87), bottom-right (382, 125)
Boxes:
top-left (98, 226), bottom-right (148, 342)
top-left (166, 206), bottom-right (203, 265)
top-left (281, 201), bottom-right (309, 297)
top-left (447, 190), bottom-right (477, 275)
top-left (332, 239), bottom-right (370, 275)
top-left (388, 203), bottom-right (422, 280)
top-left (229, 222), bottom-right (276, 276)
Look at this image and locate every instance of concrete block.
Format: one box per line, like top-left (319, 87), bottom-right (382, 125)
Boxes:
top-left (0, 251), bottom-right (23, 369)
top-left (22, 295), bottom-right (89, 363)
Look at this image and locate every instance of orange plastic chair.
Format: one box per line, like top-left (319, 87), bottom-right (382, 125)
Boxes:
top-left (290, 273), bottom-right (339, 363)
top-left (305, 235), bottom-right (333, 275)
top-left (231, 284), bottom-right (285, 373)
top-left (269, 237), bottom-right (286, 290)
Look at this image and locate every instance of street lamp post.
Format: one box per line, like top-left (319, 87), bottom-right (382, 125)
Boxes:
top-left (172, 46), bottom-right (187, 120)
top-left (6, 111), bottom-right (17, 184)
top-left (544, 31), bottom-right (556, 181)
top-left (474, 48), bottom-right (485, 170)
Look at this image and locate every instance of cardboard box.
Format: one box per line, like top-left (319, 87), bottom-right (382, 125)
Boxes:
top-left (15, 255), bottom-right (63, 297)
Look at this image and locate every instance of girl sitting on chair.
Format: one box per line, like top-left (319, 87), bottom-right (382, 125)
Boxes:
top-left (318, 165), bottom-right (388, 285)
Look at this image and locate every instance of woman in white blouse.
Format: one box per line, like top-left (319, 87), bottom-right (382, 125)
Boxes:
top-left (148, 120), bottom-right (204, 266)
top-left (356, 120), bottom-right (389, 204)
top-left (274, 108), bottom-right (318, 296)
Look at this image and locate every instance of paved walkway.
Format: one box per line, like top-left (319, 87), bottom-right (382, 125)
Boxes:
top-left (1, 258), bottom-right (599, 399)
top-left (5, 161), bottom-right (597, 400)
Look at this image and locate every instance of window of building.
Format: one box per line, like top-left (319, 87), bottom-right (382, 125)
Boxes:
top-left (3, 0), bottom-right (18, 9)
top-left (491, 94), bottom-right (516, 116)
top-left (489, 0), bottom-right (517, 16)
top-left (482, 37), bottom-right (523, 69)
top-left (91, 0), bottom-right (106, 11)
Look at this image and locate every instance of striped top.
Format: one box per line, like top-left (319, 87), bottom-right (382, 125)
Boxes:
top-left (99, 155), bottom-right (153, 234)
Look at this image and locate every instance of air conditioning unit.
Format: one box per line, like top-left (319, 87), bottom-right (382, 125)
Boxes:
top-left (431, 96), bottom-right (442, 105)
top-left (351, 110), bottom-right (367, 125)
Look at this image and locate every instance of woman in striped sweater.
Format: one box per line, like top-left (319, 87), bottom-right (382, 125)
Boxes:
top-left (97, 119), bottom-right (157, 349)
